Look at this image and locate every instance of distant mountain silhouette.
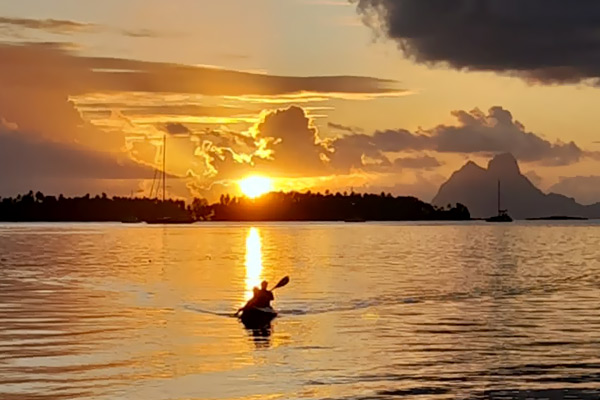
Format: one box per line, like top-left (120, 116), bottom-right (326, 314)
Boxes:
top-left (433, 153), bottom-right (600, 219)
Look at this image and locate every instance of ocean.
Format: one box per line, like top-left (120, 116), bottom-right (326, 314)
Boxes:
top-left (1, 221), bottom-right (600, 399)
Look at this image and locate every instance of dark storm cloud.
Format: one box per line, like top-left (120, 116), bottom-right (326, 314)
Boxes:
top-left (332, 107), bottom-right (585, 166)
top-left (352, 0), bottom-right (600, 84)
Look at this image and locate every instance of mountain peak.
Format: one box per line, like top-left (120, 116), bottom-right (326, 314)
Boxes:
top-left (433, 153), bottom-right (594, 219)
top-left (454, 160), bottom-right (486, 179)
top-left (487, 153), bottom-right (520, 176)
top-left (462, 160), bottom-right (483, 170)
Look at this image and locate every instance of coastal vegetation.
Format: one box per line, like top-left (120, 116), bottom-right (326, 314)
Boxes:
top-left (0, 190), bottom-right (470, 222)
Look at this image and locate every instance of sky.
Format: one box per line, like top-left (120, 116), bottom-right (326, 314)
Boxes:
top-left (1, 0), bottom-right (600, 204)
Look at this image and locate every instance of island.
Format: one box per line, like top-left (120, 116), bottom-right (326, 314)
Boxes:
top-left (525, 216), bottom-right (589, 221)
top-left (0, 191), bottom-right (471, 222)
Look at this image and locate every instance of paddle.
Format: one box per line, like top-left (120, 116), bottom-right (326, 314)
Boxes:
top-left (270, 276), bottom-right (290, 290)
top-left (234, 276), bottom-right (290, 317)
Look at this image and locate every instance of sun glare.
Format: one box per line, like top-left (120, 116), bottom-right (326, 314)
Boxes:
top-left (244, 227), bottom-right (263, 301)
top-left (238, 176), bottom-right (273, 198)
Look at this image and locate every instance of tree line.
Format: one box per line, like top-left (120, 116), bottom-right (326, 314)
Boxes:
top-left (0, 190), bottom-right (470, 221)
top-left (0, 191), bottom-right (189, 222)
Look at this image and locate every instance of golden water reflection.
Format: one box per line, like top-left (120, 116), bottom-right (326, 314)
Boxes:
top-left (244, 227), bottom-right (263, 301)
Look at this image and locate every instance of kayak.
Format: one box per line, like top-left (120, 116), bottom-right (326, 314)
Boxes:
top-left (239, 307), bottom-right (277, 329)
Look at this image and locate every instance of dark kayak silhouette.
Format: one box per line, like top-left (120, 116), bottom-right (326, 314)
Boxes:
top-left (236, 276), bottom-right (289, 329)
top-left (240, 306), bottom-right (278, 329)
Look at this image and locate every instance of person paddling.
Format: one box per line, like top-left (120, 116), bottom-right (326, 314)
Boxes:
top-left (235, 276), bottom-right (289, 318)
top-left (254, 281), bottom-right (274, 308)
top-left (236, 281), bottom-right (273, 316)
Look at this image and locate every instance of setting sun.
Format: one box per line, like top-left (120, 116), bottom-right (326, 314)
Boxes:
top-left (238, 176), bottom-right (273, 198)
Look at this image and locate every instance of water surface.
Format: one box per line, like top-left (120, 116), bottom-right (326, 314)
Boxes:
top-left (1, 221), bottom-right (600, 399)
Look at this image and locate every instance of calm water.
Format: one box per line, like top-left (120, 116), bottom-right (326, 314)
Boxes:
top-left (1, 222), bottom-right (600, 400)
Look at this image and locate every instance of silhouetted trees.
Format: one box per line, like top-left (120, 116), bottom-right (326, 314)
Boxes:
top-left (0, 191), bottom-right (190, 222)
top-left (0, 191), bottom-right (470, 222)
top-left (204, 191), bottom-right (470, 221)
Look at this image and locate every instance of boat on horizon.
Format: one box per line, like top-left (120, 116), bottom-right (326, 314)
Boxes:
top-left (121, 216), bottom-right (141, 224)
top-left (344, 217), bottom-right (366, 223)
top-left (145, 216), bottom-right (195, 225)
top-left (486, 180), bottom-right (513, 223)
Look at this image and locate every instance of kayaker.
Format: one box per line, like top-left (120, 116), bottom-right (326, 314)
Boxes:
top-left (236, 281), bottom-right (274, 316)
top-left (254, 281), bottom-right (274, 308)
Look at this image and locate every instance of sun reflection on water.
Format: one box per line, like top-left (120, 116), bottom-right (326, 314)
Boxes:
top-left (244, 227), bottom-right (263, 301)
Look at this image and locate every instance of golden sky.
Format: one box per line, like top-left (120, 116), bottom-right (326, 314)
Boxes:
top-left (1, 0), bottom-right (600, 203)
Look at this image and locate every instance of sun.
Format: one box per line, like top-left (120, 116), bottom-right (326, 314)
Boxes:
top-left (238, 176), bottom-right (273, 198)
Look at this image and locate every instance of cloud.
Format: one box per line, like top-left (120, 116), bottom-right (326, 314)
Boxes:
top-left (524, 170), bottom-right (543, 187)
top-left (329, 128), bottom-right (430, 170)
top-left (120, 28), bottom-right (164, 38)
top-left (332, 106), bottom-right (585, 167)
top-left (359, 174), bottom-right (444, 202)
top-left (430, 107), bottom-right (583, 165)
top-left (160, 123), bottom-right (191, 135)
top-left (77, 103), bottom-right (253, 118)
top-left (0, 130), bottom-right (153, 180)
top-left (0, 42), bottom-right (401, 97)
top-left (0, 16), bottom-right (165, 38)
top-left (549, 176), bottom-right (600, 205)
top-left (303, 0), bottom-right (351, 6)
top-left (0, 129), bottom-right (157, 197)
top-left (0, 116), bottom-right (18, 131)
top-left (328, 121), bottom-right (363, 134)
top-left (0, 40), bottom-right (407, 198)
top-left (0, 16), bottom-right (93, 34)
top-left (195, 106), bottom-right (332, 183)
top-left (251, 106), bottom-right (331, 176)
top-left (352, 0), bottom-right (600, 84)
top-left (393, 155), bottom-right (441, 170)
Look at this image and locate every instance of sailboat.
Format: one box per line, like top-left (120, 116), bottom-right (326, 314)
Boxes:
top-left (145, 134), bottom-right (194, 224)
top-left (485, 180), bottom-right (513, 223)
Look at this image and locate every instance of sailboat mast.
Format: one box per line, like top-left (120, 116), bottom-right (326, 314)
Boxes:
top-left (497, 180), bottom-right (501, 213)
top-left (162, 134), bottom-right (166, 202)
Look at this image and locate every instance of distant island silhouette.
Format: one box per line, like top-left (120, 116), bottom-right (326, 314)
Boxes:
top-left (526, 216), bottom-right (588, 221)
top-left (0, 190), bottom-right (470, 222)
top-left (433, 153), bottom-right (600, 220)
